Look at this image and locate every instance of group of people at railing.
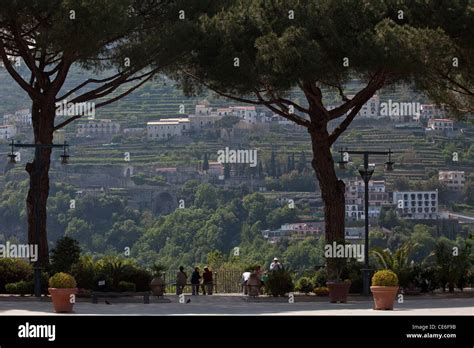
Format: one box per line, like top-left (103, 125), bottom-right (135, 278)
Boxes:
top-left (173, 257), bottom-right (283, 296)
top-left (175, 266), bottom-right (214, 295)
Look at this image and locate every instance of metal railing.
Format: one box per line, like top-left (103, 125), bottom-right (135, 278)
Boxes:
top-left (162, 270), bottom-right (243, 294)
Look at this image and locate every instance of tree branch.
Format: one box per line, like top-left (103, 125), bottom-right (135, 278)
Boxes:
top-left (329, 71), bottom-right (386, 120)
top-left (183, 71), bottom-right (310, 127)
top-left (53, 71), bottom-right (157, 131)
top-left (328, 103), bottom-right (364, 145)
top-left (328, 72), bottom-right (387, 143)
top-left (435, 69), bottom-right (473, 96)
top-left (0, 41), bottom-right (42, 100)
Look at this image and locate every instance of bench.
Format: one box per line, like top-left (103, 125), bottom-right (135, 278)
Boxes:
top-left (171, 283), bottom-right (215, 294)
top-left (91, 291), bottom-right (150, 304)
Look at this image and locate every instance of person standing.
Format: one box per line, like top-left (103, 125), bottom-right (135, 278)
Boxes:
top-left (269, 258), bottom-right (283, 271)
top-left (176, 266), bottom-right (187, 295)
top-left (241, 271), bottom-right (251, 295)
top-left (191, 267), bottom-right (201, 295)
top-left (202, 267), bottom-right (213, 295)
top-left (254, 265), bottom-right (264, 290)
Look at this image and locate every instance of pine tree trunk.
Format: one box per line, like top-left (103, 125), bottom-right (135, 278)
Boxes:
top-left (25, 101), bottom-right (56, 266)
top-left (309, 127), bottom-right (346, 280)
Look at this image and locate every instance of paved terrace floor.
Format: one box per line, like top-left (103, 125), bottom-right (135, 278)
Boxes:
top-left (0, 294), bottom-right (473, 315)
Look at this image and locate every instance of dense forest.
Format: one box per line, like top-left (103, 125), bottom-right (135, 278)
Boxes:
top-left (1, 178), bottom-right (472, 275)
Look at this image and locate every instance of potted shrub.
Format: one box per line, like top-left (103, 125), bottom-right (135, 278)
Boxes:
top-left (326, 260), bottom-right (351, 303)
top-left (48, 273), bottom-right (78, 313)
top-left (371, 269), bottom-right (399, 310)
top-left (150, 263), bottom-right (166, 297)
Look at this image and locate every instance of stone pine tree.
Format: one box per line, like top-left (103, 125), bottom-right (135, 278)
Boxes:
top-left (177, 0), bottom-right (473, 278)
top-left (395, 1), bottom-right (473, 115)
top-left (0, 0), bottom-right (196, 265)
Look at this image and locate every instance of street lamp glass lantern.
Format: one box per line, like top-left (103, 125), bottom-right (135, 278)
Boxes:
top-left (384, 161), bottom-right (394, 172)
top-left (60, 142), bottom-right (69, 165)
top-left (7, 140), bottom-right (16, 164)
top-left (384, 149), bottom-right (394, 172)
top-left (60, 154), bottom-right (69, 165)
top-left (338, 150), bottom-right (348, 170)
top-left (358, 165), bottom-right (375, 182)
top-left (8, 153), bottom-right (17, 164)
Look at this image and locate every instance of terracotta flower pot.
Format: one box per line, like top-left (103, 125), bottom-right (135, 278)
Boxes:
top-left (48, 288), bottom-right (78, 313)
top-left (327, 281), bottom-right (351, 303)
top-left (371, 286), bottom-right (399, 310)
top-left (150, 277), bottom-right (165, 296)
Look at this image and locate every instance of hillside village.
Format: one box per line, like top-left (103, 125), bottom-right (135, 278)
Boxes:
top-left (1, 88), bottom-right (473, 249)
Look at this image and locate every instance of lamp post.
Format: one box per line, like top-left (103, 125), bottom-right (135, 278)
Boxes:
top-left (7, 140), bottom-right (70, 298)
top-left (338, 148), bottom-right (394, 296)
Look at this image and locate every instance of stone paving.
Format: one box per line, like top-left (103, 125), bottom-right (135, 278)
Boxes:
top-left (0, 295), bottom-right (473, 315)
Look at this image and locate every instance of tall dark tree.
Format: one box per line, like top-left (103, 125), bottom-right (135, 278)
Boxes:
top-left (269, 150), bottom-right (277, 178)
top-left (286, 155), bottom-right (292, 173)
top-left (178, 0), bottom-right (473, 278)
top-left (50, 236), bottom-right (81, 274)
top-left (0, 0), bottom-right (194, 265)
top-left (223, 163), bottom-right (231, 179)
top-left (257, 161), bottom-right (264, 178)
top-left (297, 151), bottom-right (307, 173)
top-left (275, 159), bottom-right (282, 178)
top-left (202, 153), bottom-right (209, 171)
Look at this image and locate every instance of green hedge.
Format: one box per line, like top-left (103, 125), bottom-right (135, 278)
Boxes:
top-left (0, 258), bottom-right (33, 293)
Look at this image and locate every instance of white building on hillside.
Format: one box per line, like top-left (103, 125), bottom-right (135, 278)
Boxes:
top-left (393, 190), bottom-right (438, 219)
top-left (216, 107), bottom-right (233, 116)
top-left (76, 119), bottom-right (121, 137)
top-left (3, 110), bottom-right (32, 126)
top-left (195, 104), bottom-right (213, 115)
top-left (147, 118), bottom-right (190, 140)
top-left (230, 106), bottom-right (258, 124)
top-left (427, 118), bottom-right (454, 131)
top-left (359, 95), bottom-right (380, 118)
top-left (189, 114), bottom-right (222, 130)
top-left (345, 178), bottom-right (389, 221)
top-left (0, 125), bottom-right (17, 140)
top-left (439, 171), bottom-right (465, 191)
top-left (419, 104), bottom-right (444, 121)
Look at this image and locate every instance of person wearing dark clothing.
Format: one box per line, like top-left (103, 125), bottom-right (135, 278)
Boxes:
top-left (176, 266), bottom-right (187, 295)
top-left (191, 267), bottom-right (201, 295)
top-left (202, 267), bottom-right (213, 295)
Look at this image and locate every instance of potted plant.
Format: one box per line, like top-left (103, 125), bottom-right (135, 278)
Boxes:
top-left (326, 260), bottom-right (351, 303)
top-left (371, 269), bottom-right (399, 310)
top-left (48, 272), bottom-right (78, 313)
top-left (150, 263), bottom-right (166, 297)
